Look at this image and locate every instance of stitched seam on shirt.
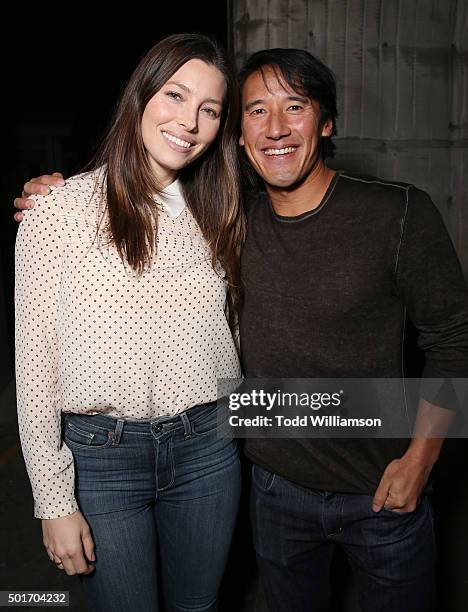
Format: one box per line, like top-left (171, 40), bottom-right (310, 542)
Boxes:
top-left (394, 186), bottom-right (410, 277)
top-left (339, 173), bottom-right (411, 191)
top-left (400, 307), bottom-right (411, 430)
top-left (396, 188), bottom-right (411, 431)
top-left (344, 174), bottom-right (413, 428)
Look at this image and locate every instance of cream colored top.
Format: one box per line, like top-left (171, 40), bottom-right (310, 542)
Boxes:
top-left (15, 169), bottom-right (241, 519)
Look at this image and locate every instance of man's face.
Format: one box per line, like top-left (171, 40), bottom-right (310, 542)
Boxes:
top-left (240, 67), bottom-right (333, 189)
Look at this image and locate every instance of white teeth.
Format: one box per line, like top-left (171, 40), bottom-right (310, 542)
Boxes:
top-left (162, 131), bottom-right (192, 148)
top-left (264, 147), bottom-right (297, 156)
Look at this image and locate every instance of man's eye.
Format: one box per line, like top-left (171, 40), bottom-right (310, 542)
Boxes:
top-left (251, 108), bottom-right (265, 115)
top-left (166, 91), bottom-right (182, 101)
top-left (287, 105), bottom-right (303, 111)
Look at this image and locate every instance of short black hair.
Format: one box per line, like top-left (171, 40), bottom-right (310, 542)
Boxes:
top-left (239, 48), bottom-right (338, 160)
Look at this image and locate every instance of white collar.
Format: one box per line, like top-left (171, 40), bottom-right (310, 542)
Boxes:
top-left (157, 179), bottom-right (186, 219)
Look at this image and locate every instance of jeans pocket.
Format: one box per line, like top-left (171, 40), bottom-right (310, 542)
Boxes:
top-left (381, 495), bottom-right (431, 518)
top-left (251, 464), bottom-right (276, 492)
top-left (191, 403), bottom-right (228, 437)
top-left (64, 418), bottom-right (114, 450)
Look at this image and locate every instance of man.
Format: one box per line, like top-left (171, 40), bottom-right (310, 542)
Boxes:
top-left (237, 48), bottom-right (467, 612)
top-left (14, 48), bottom-right (468, 612)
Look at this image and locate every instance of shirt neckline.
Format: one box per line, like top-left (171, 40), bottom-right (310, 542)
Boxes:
top-left (156, 179), bottom-right (186, 219)
top-left (268, 171), bottom-right (342, 223)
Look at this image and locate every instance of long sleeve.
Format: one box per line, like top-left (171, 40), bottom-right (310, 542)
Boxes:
top-left (395, 186), bottom-right (468, 408)
top-left (15, 191), bottom-right (79, 519)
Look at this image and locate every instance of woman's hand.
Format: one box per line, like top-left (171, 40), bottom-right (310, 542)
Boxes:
top-left (42, 510), bottom-right (96, 575)
top-left (14, 172), bottom-right (65, 222)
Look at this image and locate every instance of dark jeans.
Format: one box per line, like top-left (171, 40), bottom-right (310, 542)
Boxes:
top-left (63, 402), bottom-right (241, 612)
top-left (250, 464), bottom-right (436, 612)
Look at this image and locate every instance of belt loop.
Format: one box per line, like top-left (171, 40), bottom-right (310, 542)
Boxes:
top-left (113, 418), bottom-right (125, 445)
top-left (179, 412), bottom-right (192, 440)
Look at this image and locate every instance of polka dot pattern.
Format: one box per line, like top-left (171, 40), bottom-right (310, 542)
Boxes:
top-left (15, 170), bottom-right (241, 519)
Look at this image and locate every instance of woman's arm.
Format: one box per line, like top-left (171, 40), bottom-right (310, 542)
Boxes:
top-left (15, 190), bottom-right (95, 574)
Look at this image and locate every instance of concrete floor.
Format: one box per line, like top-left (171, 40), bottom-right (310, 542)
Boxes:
top-left (1, 378), bottom-right (467, 612)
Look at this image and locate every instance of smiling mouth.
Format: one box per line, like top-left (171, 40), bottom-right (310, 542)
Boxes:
top-left (162, 131), bottom-right (195, 149)
top-left (263, 147), bottom-right (297, 156)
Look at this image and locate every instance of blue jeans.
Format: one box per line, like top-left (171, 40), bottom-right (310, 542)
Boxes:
top-left (250, 464), bottom-right (436, 612)
top-left (63, 401), bottom-right (241, 612)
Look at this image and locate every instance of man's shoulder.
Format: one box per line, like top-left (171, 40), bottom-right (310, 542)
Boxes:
top-left (336, 171), bottom-right (434, 215)
top-left (337, 171), bottom-right (413, 194)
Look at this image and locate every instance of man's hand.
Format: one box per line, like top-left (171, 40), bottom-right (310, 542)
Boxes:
top-left (371, 450), bottom-right (433, 513)
top-left (42, 510), bottom-right (96, 576)
top-left (372, 397), bottom-right (454, 513)
top-left (14, 172), bottom-right (65, 222)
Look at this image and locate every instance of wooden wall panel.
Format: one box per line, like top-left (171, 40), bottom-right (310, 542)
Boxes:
top-left (450, 1), bottom-right (468, 267)
top-left (231, 0), bottom-right (468, 277)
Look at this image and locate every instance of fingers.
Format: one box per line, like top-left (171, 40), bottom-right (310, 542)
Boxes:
top-left (372, 480), bottom-right (389, 512)
top-left (23, 182), bottom-right (50, 197)
top-left (374, 488), bottom-right (420, 514)
top-left (383, 505), bottom-right (405, 514)
top-left (14, 197), bottom-right (34, 211)
top-left (384, 496), bottom-right (419, 513)
top-left (23, 174), bottom-right (65, 198)
top-left (32, 174), bottom-right (65, 187)
top-left (59, 549), bottom-right (95, 576)
top-left (47, 550), bottom-right (62, 565)
top-left (59, 553), bottom-right (77, 576)
top-left (42, 511), bottom-right (95, 576)
top-left (52, 547), bottom-right (95, 576)
top-left (82, 530), bottom-right (96, 563)
top-left (45, 541), bottom-right (95, 576)
top-left (15, 173), bottom-right (66, 221)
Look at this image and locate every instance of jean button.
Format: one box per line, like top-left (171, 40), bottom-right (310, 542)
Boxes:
top-left (154, 424), bottom-right (163, 433)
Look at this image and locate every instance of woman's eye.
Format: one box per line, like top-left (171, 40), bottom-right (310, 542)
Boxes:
top-left (166, 91), bottom-right (182, 101)
top-left (201, 107), bottom-right (219, 118)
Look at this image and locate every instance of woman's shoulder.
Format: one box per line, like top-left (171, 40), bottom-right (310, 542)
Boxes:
top-left (47, 168), bottom-right (105, 211)
top-left (22, 169), bottom-right (106, 226)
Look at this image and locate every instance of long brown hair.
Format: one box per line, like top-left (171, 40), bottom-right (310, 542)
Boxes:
top-left (87, 33), bottom-right (245, 315)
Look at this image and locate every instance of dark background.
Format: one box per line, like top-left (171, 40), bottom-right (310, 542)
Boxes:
top-left (1, 2), bottom-right (467, 611)
top-left (0, 3), bottom-right (229, 389)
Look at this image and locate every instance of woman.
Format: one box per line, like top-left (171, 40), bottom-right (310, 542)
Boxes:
top-left (15, 33), bottom-right (245, 612)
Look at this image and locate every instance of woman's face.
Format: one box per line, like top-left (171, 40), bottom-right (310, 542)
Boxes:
top-left (141, 59), bottom-right (226, 186)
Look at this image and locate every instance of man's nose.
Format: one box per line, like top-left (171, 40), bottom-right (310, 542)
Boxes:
top-left (265, 110), bottom-right (291, 139)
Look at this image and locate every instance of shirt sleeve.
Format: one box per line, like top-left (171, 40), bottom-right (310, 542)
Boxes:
top-left (395, 186), bottom-right (468, 410)
top-left (15, 191), bottom-right (79, 519)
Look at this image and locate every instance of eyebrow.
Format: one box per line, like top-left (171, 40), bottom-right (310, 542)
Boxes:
top-left (165, 81), bottom-right (223, 106)
top-left (244, 95), bottom-right (310, 111)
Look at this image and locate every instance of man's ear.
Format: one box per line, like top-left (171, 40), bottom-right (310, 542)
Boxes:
top-left (321, 119), bottom-right (333, 138)
top-left (239, 131), bottom-right (245, 147)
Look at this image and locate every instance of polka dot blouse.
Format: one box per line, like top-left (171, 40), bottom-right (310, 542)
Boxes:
top-left (15, 169), bottom-right (241, 519)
